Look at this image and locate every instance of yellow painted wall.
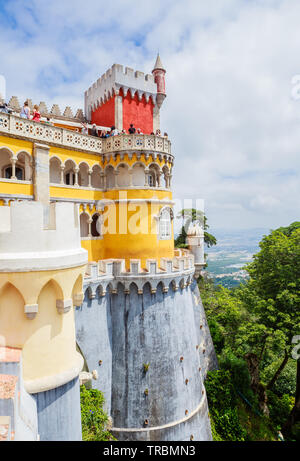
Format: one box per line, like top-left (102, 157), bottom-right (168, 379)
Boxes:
top-left (0, 135), bottom-right (33, 156)
top-left (49, 146), bottom-right (100, 168)
top-left (0, 180), bottom-right (33, 197)
top-left (0, 265), bottom-right (85, 382)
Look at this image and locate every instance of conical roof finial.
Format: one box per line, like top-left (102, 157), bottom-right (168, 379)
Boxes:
top-left (152, 53), bottom-right (165, 72)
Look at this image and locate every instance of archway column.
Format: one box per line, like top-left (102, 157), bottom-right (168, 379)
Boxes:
top-left (144, 168), bottom-right (149, 187)
top-left (129, 170), bottom-right (133, 187)
top-left (114, 170), bottom-right (119, 188)
top-left (88, 169), bottom-right (92, 188)
top-left (11, 157), bottom-right (17, 180)
top-left (74, 167), bottom-right (79, 187)
top-left (157, 171), bottom-right (163, 187)
top-left (88, 218), bottom-right (93, 238)
top-left (101, 172), bottom-right (106, 189)
top-left (60, 165), bottom-right (65, 185)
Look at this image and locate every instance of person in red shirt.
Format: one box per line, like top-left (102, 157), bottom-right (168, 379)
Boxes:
top-left (32, 105), bottom-right (41, 122)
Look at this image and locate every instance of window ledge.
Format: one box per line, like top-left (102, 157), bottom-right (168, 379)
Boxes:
top-left (0, 178), bottom-right (32, 184)
top-left (50, 183), bottom-right (103, 191)
top-left (81, 236), bottom-right (103, 241)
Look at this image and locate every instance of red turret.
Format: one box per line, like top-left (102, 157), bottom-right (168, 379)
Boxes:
top-left (152, 54), bottom-right (166, 109)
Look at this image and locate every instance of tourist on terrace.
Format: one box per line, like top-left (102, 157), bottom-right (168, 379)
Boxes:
top-left (0, 102), bottom-right (12, 114)
top-left (44, 117), bottom-right (53, 126)
top-left (81, 122), bottom-right (88, 135)
top-left (32, 105), bottom-right (41, 122)
top-left (20, 101), bottom-right (30, 119)
top-left (128, 123), bottom-right (136, 134)
top-left (121, 129), bottom-right (126, 134)
top-left (91, 124), bottom-right (98, 137)
top-left (155, 129), bottom-right (161, 136)
top-left (110, 126), bottom-right (119, 136)
top-left (100, 130), bottom-right (109, 138)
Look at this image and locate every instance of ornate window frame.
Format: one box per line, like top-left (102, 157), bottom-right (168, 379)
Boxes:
top-left (158, 206), bottom-right (173, 240)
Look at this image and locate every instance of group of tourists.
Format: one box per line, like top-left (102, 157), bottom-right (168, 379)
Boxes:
top-left (0, 101), bottom-right (168, 138)
top-left (82, 122), bottom-right (168, 138)
top-left (0, 100), bottom-right (53, 125)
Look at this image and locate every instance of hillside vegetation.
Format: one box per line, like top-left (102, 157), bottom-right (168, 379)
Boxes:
top-left (201, 221), bottom-right (300, 441)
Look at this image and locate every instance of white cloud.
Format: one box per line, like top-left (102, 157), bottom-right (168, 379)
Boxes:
top-left (0, 0), bottom-right (299, 230)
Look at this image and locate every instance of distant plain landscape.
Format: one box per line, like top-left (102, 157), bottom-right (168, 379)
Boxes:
top-left (205, 228), bottom-right (270, 288)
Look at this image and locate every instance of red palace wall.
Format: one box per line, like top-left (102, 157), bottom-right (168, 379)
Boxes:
top-left (122, 92), bottom-right (154, 134)
top-left (91, 95), bottom-right (115, 128)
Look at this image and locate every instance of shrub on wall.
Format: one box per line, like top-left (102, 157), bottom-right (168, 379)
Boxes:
top-left (80, 386), bottom-right (116, 441)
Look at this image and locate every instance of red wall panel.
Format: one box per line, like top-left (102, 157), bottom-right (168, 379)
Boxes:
top-left (91, 96), bottom-right (115, 128)
top-left (123, 93), bottom-right (154, 134)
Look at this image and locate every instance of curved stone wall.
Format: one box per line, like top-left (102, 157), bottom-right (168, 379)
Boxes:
top-left (76, 275), bottom-right (217, 441)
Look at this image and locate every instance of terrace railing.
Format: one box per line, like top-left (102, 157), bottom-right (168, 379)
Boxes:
top-left (0, 112), bottom-right (172, 157)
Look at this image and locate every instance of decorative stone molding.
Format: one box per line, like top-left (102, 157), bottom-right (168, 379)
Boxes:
top-left (24, 354), bottom-right (84, 394)
top-left (73, 292), bottom-right (84, 307)
top-left (82, 250), bottom-right (195, 302)
top-left (111, 394), bottom-right (207, 435)
top-left (56, 299), bottom-right (73, 314)
top-left (24, 304), bottom-right (38, 320)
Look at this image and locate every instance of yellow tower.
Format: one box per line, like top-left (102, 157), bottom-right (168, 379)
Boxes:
top-left (0, 201), bottom-right (88, 440)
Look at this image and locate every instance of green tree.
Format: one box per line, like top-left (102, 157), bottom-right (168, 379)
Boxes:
top-left (244, 222), bottom-right (300, 433)
top-left (175, 209), bottom-right (217, 248)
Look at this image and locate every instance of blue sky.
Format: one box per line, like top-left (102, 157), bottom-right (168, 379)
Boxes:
top-left (0, 0), bottom-right (299, 231)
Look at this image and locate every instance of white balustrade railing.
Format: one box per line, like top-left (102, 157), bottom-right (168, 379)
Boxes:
top-left (0, 113), bottom-right (172, 156)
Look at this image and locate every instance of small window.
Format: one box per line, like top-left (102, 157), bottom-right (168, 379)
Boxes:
top-left (159, 208), bottom-right (172, 240)
top-left (148, 173), bottom-right (155, 187)
top-left (4, 166), bottom-right (24, 180)
top-left (66, 171), bottom-right (75, 185)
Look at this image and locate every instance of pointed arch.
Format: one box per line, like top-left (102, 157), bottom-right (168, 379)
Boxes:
top-left (80, 212), bottom-right (90, 238)
top-left (116, 163), bottom-right (130, 187)
top-left (37, 279), bottom-right (64, 302)
top-left (91, 164), bottom-right (102, 189)
top-left (91, 213), bottom-right (101, 237)
top-left (0, 282), bottom-right (26, 347)
top-left (50, 156), bottom-right (62, 184)
top-left (131, 161), bottom-right (146, 187)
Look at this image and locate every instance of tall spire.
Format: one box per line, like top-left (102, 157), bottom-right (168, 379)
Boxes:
top-left (152, 53), bottom-right (165, 73)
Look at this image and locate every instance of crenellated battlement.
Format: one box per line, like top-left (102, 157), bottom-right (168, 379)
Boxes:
top-left (83, 250), bottom-right (195, 297)
top-left (0, 201), bottom-right (88, 272)
top-left (85, 63), bottom-right (158, 121)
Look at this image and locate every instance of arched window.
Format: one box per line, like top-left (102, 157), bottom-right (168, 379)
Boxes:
top-left (147, 171), bottom-right (156, 187)
top-left (64, 160), bottom-right (76, 186)
top-left (66, 172), bottom-right (75, 185)
top-left (132, 163), bottom-right (145, 187)
top-left (106, 166), bottom-right (115, 189)
top-left (4, 166), bottom-right (24, 180)
top-left (50, 157), bottom-right (61, 184)
top-left (117, 164), bottom-right (130, 187)
top-left (91, 214), bottom-right (101, 237)
top-left (91, 165), bottom-right (102, 189)
top-left (78, 163), bottom-right (89, 187)
top-left (80, 213), bottom-right (89, 238)
top-left (159, 207), bottom-right (172, 240)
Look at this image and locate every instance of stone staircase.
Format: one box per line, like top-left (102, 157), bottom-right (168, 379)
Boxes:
top-left (0, 347), bottom-right (39, 441)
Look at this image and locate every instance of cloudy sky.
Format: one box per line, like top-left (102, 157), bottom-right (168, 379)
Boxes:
top-left (0, 0), bottom-right (299, 231)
